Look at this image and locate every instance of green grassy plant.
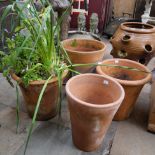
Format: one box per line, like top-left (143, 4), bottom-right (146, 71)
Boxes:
top-left (0, 1), bottom-right (73, 154)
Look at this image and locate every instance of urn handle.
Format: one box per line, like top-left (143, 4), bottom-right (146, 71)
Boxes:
top-left (121, 34), bottom-right (132, 43)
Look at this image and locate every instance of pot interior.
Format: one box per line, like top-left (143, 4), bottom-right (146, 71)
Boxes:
top-left (99, 60), bottom-right (149, 81)
top-left (62, 39), bottom-right (104, 53)
top-left (67, 75), bottom-right (123, 105)
top-left (123, 23), bottom-right (153, 30)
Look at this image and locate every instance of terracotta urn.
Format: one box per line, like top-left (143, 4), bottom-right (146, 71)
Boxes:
top-left (110, 22), bottom-right (155, 65)
top-left (66, 74), bottom-right (125, 151)
top-left (96, 59), bottom-right (152, 121)
top-left (11, 71), bottom-right (68, 121)
top-left (62, 39), bottom-right (106, 73)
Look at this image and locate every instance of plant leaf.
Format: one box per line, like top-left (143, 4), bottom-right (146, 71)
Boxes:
top-left (24, 75), bottom-right (52, 155)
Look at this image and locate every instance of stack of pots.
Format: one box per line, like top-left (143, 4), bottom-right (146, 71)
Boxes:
top-left (110, 22), bottom-right (155, 65)
top-left (11, 36), bottom-right (152, 151)
top-left (63, 38), bottom-right (151, 151)
top-left (62, 39), bottom-right (124, 151)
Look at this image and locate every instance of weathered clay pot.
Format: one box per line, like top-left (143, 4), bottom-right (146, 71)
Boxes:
top-left (148, 71), bottom-right (155, 133)
top-left (11, 71), bottom-right (68, 121)
top-left (62, 39), bottom-right (106, 73)
top-left (66, 74), bottom-right (125, 151)
top-left (96, 59), bottom-right (152, 121)
top-left (110, 22), bottom-right (155, 65)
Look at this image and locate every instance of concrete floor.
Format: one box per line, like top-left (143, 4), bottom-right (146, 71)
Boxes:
top-left (0, 38), bottom-right (155, 155)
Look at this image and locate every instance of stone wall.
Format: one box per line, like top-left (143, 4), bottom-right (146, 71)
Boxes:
top-left (113, 0), bottom-right (136, 17)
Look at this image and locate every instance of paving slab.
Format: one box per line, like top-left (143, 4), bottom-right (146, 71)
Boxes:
top-left (110, 83), bottom-right (155, 155)
top-left (0, 107), bottom-right (40, 155)
top-left (0, 75), bottom-right (17, 107)
top-left (16, 121), bottom-right (118, 155)
top-left (0, 73), bottom-right (26, 112)
top-left (16, 93), bottom-right (118, 155)
top-left (110, 57), bottom-right (155, 155)
top-left (0, 102), bottom-right (7, 112)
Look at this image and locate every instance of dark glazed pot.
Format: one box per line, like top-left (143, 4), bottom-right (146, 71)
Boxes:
top-left (62, 39), bottom-right (106, 73)
top-left (110, 22), bottom-right (155, 65)
top-left (66, 74), bottom-right (125, 151)
top-left (96, 59), bottom-right (152, 121)
top-left (11, 71), bottom-right (68, 121)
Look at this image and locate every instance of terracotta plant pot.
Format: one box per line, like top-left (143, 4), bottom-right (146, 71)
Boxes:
top-left (62, 39), bottom-right (106, 73)
top-left (66, 74), bottom-right (125, 151)
top-left (96, 59), bottom-right (152, 121)
top-left (110, 22), bottom-right (155, 65)
top-left (11, 71), bottom-right (68, 121)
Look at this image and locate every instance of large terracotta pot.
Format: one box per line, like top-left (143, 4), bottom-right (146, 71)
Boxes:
top-left (110, 22), bottom-right (155, 65)
top-left (96, 59), bottom-right (152, 121)
top-left (11, 71), bottom-right (68, 121)
top-left (66, 74), bottom-right (125, 151)
top-left (62, 39), bottom-right (106, 73)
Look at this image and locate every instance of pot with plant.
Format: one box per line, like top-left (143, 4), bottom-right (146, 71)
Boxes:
top-left (62, 38), bottom-right (106, 73)
top-left (66, 74), bottom-right (125, 151)
top-left (0, 0), bottom-right (76, 154)
top-left (0, 1), bottom-right (71, 121)
top-left (96, 59), bottom-right (152, 121)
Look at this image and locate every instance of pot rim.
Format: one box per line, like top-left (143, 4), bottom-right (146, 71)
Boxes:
top-left (61, 38), bottom-right (106, 54)
top-left (121, 22), bottom-right (155, 34)
top-left (11, 70), bottom-right (68, 85)
top-left (66, 73), bottom-right (125, 108)
top-left (96, 58), bottom-right (152, 86)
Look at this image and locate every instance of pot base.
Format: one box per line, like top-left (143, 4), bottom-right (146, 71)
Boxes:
top-left (73, 138), bottom-right (102, 152)
top-left (27, 111), bottom-right (57, 121)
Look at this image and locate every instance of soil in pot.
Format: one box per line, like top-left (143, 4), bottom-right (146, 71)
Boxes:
top-left (62, 39), bottom-right (106, 73)
top-left (112, 73), bottom-right (132, 80)
top-left (11, 71), bottom-right (68, 121)
top-left (66, 74), bottom-right (125, 151)
top-left (96, 59), bottom-right (152, 121)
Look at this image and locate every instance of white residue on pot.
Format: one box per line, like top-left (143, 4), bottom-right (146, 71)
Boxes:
top-left (103, 80), bottom-right (109, 85)
top-left (93, 118), bottom-right (101, 132)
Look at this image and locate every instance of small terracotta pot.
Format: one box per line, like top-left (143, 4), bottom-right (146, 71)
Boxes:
top-left (62, 39), bottom-right (106, 73)
top-left (110, 22), bottom-right (155, 65)
top-left (11, 71), bottom-right (68, 121)
top-left (66, 74), bottom-right (124, 151)
top-left (96, 59), bottom-right (152, 121)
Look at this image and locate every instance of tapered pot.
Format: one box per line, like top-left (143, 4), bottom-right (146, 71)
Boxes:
top-left (11, 71), bottom-right (68, 121)
top-left (66, 74), bottom-right (125, 151)
top-left (96, 59), bottom-right (152, 121)
top-left (62, 39), bottom-right (106, 73)
top-left (110, 22), bottom-right (155, 65)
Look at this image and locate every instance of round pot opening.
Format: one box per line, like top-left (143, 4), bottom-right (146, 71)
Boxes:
top-left (122, 35), bottom-right (131, 41)
top-left (96, 59), bottom-right (151, 85)
top-left (145, 44), bottom-right (152, 53)
top-left (62, 39), bottom-right (105, 53)
top-left (123, 23), bottom-right (153, 29)
top-left (121, 22), bottom-right (155, 33)
top-left (66, 74), bottom-right (124, 106)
